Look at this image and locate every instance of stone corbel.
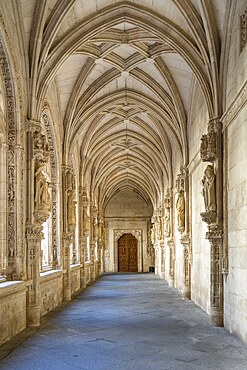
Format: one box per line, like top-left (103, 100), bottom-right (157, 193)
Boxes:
top-left (200, 118), bottom-right (221, 162)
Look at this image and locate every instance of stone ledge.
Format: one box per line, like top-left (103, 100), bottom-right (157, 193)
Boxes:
top-left (40, 269), bottom-right (63, 283)
top-left (0, 281), bottom-right (27, 299)
top-left (70, 263), bottom-right (81, 271)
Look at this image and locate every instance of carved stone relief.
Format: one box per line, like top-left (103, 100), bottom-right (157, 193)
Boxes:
top-left (176, 190), bottom-right (185, 233)
top-left (34, 161), bottom-right (51, 223)
top-left (200, 164), bottom-right (217, 224)
top-left (164, 192), bottom-right (171, 237)
top-left (66, 170), bottom-right (76, 231)
top-left (240, 5), bottom-right (247, 53)
top-left (0, 37), bottom-right (22, 278)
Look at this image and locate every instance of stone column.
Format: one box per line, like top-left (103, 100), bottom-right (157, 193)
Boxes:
top-left (26, 119), bottom-right (51, 326)
top-left (167, 238), bottom-right (175, 287)
top-left (82, 188), bottom-right (90, 281)
top-left (200, 118), bottom-right (224, 326)
top-left (160, 241), bottom-right (165, 279)
top-left (62, 234), bottom-right (72, 301)
top-left (180, 234), bottom-right (191, 299)
top-left (206, 225), bottom-right (223, 326)
top-left (89, 203), bottom-right (95, 281)
top-left (78, 186), bottom-right (85, 288)
top-left (62, 166), bottom-right (76, 301)
top-left (176, 167), bottom-right (191, 298)
top-left (26, 223), bottom-right (43, 326)
top-left (98, 209), bottom-right (105, 275)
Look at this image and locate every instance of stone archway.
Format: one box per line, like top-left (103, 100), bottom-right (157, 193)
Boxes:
top-left (114, 229), bottom-right (143, 272)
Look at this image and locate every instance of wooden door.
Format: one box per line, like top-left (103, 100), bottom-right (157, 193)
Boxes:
top-left (118, 233), bottom-right (138, 272)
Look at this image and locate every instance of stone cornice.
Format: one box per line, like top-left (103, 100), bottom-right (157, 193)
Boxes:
top-left (221, 80), bottom-right (247, 130)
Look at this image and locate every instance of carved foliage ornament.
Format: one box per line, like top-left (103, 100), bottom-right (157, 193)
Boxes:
top-left (200, 119), bottom-right (222, 162)
top-left (240, 5), bottom-right (247, 53)
top-left (0, 38), bottom-right (17, 264)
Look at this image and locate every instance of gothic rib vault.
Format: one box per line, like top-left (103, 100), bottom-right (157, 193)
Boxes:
top-left (0, 0), bottom-right (247, 347)
top-left (30, 0), bottom-right (220, 207)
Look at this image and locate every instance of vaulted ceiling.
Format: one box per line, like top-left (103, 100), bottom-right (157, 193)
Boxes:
top-left (22, 0), bottom-right (228, 210)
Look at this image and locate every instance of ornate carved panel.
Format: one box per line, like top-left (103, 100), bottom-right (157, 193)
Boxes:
top-left (240, 5), bottom-right (247, 53)
top-left (0, 37), bottom-right (18, 278)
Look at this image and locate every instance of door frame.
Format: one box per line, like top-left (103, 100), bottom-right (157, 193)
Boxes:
top-left (114, 229), bottom-right (143, 272)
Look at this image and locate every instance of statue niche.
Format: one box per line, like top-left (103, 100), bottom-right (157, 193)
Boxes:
top-left (67, 171), bottom-right (76, 230)
top-left (164, 193), bottom-right (171, 237)
top-left (200, 164), bottom-right (217, 224)
top-left (176, 190), bottom-right (185, 233)
top-left (34, 161), bottom-right (51, 223)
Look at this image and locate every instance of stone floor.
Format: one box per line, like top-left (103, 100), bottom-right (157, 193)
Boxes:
top-left (1, 273), bottom-right (247, 370)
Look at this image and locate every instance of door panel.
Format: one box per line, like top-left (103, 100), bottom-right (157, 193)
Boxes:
top-left (118, 233), bottom-right (138, 272)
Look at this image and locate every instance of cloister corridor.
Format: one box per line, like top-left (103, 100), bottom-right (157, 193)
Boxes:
top-left (1, 273), bottom-right (247, 370)
top-left (1, 0), bottom-right (247, 364)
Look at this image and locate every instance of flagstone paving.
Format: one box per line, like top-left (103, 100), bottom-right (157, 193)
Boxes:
top-left (1, 273), bottom-right (247, 370)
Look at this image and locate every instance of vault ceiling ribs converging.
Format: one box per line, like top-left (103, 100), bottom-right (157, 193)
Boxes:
top-left (27, 0), bottom-right (223, 210)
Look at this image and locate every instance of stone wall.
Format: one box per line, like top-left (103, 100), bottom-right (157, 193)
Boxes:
top-left (0, 282), bottom-right (26, 345)
top-left (224, 107), bottom-right (247, 342)
top-left (40, 271), bottom-right (63, 316)
top-left (222, 0), bottom-right (247, 343)
top-left (71, 265), bottom-right (81, 295)
top-left (105, 189), bottom-right (152, 272)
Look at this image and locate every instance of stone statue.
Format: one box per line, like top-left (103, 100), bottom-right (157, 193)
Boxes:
top-left (157, 215), bottom-right (163, 240)
top-left (201, 164), bottom-right (216, 212)
top-left (164, 207), bottom-right (170, 236)
top-left (67, 187), bottom-right (76, 226)
top-left (67, 172), bottom-right (76, 227)
top-left (176, 190), bottom-right (185, 231)
top-left (34, 161), bottom-right (51, 214)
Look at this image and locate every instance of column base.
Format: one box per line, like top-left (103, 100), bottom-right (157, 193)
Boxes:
top-left (168, 279), bottom-right (174, 287)
top-left (183, 287), bottom-right (191, 300)
top-left (90, 263), bottom-right (95, 282)
top-left (63, 287), bottom-right (72, 302)
top-left (26, 306), bottom-right (40, 327)
top-left (211, 307), bottom-right (224, 326)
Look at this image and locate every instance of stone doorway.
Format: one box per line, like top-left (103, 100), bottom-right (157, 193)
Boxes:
top-left (118, 233), bottom-right (138, 272)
